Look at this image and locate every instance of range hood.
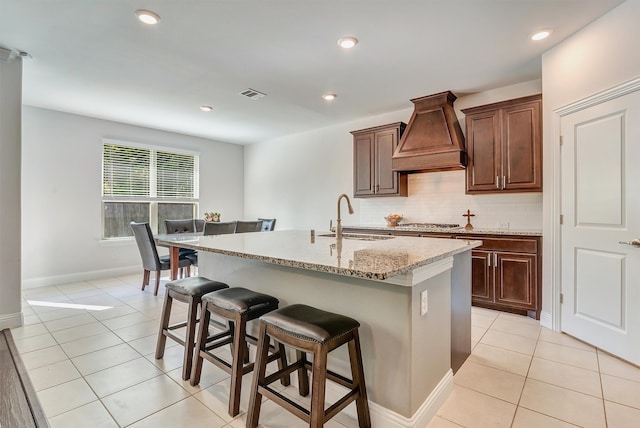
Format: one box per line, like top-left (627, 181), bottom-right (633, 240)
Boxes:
top-left (392, 91), bottom-right (466, 172)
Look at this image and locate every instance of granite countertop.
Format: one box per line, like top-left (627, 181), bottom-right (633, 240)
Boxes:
top-left (156, 230), bottom-right (481, 281)
top-left (343, 224), bottom-right (542, 237)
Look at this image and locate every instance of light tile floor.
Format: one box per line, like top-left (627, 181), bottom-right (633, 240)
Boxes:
top-left (12, 274), bottom-right (640, 427)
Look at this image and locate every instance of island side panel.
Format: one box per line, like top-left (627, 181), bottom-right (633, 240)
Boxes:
top-left (450, 251), bottom-right (472, 373)
top-left (410, 267), bottom-right (452, 413)
top-left (199, 252), bottom-right (416, 417)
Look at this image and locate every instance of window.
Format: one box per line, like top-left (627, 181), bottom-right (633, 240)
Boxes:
top-left (102, 140), bottom-right (199, 239)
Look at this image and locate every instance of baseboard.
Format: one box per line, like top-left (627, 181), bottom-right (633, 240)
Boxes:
top-left (22, 265), bottom-right (140, 289)
top-left (0, 312), bottom-right (24, 330)
top-left (323, 369), bottom-right (454, 428)
top-left (539, 310), bottom-right (553, 330)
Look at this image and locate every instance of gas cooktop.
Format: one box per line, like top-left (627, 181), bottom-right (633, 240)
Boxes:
top-left (397, 223), bottom-right (461, 229)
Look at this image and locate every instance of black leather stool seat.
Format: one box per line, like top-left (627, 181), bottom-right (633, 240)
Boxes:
top-left (203, 287), bottom-right (279, 315)
top-left (260, 304), bottom-right (360, 344)
top-left (156, 277), bottom-right (229, 381)
top-left (191, 287), bottom-right (289, 417)
top-left (166, 276), bottom-right (228, 296)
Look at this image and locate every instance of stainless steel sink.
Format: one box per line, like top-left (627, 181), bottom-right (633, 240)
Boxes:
top-left (318, 233), bottom-right (395, 241)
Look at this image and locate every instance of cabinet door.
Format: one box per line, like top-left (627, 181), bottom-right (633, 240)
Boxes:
top-left (353, 132), bottom-right (375, 197)
top-left (495, 252), bottom-right (537, 310)
top-left (375, 128), bottom-right (401, 195)
top-left (471, 250), bottom-right (494, 303)
top-left (502, 99), bottom-right (542, 191)
top-left (466, 110), bottom-right (501, 192)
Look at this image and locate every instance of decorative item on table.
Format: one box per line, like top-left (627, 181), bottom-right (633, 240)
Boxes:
top-left (385, 213), bottom-right (403, 227)
top-left (204, 211), bottom-right (221, 222)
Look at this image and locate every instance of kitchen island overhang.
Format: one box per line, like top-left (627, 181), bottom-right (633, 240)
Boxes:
top-left (156, 230), bottom-right (480, 428)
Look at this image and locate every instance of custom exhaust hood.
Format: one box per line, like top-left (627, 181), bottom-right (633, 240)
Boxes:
top-left (392, 91), bottom-right (467, 172)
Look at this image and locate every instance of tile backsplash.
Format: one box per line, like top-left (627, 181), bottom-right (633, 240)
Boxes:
top-left (357, 170), bottom-right (542, 230)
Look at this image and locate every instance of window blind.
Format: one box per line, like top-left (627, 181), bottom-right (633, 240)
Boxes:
top-left (102, 144), bottom-right (150, 197)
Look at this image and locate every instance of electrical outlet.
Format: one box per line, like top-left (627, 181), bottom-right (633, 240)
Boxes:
top-left (497, 220), bottom-right (510, 229)
top-left (420, 290), bottom-right (428, 316)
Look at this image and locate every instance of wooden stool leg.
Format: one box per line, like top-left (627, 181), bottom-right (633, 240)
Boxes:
top-left (349, 330), bottom-right (371, 428)
top-left (190, 302), bottom-right (211, 386)
top-left (247, 323), bottom-right (270, 428)
top-left (276, 342), bottom-right (290, 386)
top-left (309, 344), bottom-right (328, 428)
top-left (296, 350), bottom-right (309, 396)
top-left (181, 296), bottom-right (199, 380)
top-left (155, 292), bottom-right (173, 359)
top-left (229, 314), bottom-right (247, 417)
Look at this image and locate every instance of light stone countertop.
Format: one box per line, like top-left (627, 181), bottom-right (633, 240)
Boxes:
top-left (343, 224), bottom-right (542, 237)
top-left (156, 230), bottom-right (481, 281)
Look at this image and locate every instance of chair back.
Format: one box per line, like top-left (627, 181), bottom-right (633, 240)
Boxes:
top-left (194, 219), bottom-right (205, 233)
top-left (235, 220), bottom-right (263, 233)
top-left (130, 222), bottom-right (161, 271)
top-left (165, 219), bottom-right (196, 234)
top-left (258, 218), bottom-right (276, 231)
top-left (204, 221), bottom-right (237, 236)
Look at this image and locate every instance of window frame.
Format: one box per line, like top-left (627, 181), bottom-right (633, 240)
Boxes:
top-left (101, 138), bottom-right (200, 240)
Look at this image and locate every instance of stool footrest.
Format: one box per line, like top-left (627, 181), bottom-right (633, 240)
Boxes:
top-left (167, 320), bottom-right (189, 331)
top-left (258, 385), bottom-right (310, 421)
top-left (325, 388), bottom-right (360, 421)
top-left (164, 330), bottom-right (186, 347)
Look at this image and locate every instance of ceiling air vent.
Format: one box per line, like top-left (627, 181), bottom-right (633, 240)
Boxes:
top-left (238, 88), bottom-right (267, 100)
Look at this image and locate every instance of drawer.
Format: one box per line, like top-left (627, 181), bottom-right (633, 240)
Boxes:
top-left (457, 236), bottom-right (538, 253)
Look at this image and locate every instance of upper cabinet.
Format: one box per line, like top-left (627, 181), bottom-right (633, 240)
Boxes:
top-left (351, 122), bottom-right (407, 198)
top-left (462, 94), bottom-right (542, 194)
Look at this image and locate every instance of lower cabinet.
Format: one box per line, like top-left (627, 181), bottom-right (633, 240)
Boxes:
top-left (465, 236), bottom-right (540, 319)
top-left (342, 228), bottom-right (542, 319)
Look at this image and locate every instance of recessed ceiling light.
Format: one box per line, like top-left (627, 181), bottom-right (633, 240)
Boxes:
top-left (135, 9), bottom-right (161, 25)
top-left (531, 29), bottom-right (552, 41)
top-left (200, 105), bottom-right (213, 112)
top-left (322, 93), bottom-right (337, 101)
top-left (337, 36), bottom-right (358, 49)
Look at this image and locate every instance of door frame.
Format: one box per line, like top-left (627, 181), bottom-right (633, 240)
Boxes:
top-left (551, 76), bottom-right (640, 332)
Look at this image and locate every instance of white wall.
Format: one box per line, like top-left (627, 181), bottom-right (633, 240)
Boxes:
top-left (21, 107), bottom-right (244, 287)
top-left (541, 0), bottom-right (640, 326)
top-left (244, 80), bottom-right (543, 231)
top-left (0, 54), bottom-right (23, 328)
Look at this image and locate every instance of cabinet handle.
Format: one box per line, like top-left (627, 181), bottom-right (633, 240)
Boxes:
top-left (493, 253), bottom-right (498, 268)
top-left (502, 176), bottom-right (506, 189)
top-left (487, 255), bottom-right (491, 267)
top-left (496, 176), bottom-right (500, 189)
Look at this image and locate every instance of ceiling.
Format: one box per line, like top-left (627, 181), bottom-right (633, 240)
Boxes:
top-left (0, 0), bottom-right (625, 145)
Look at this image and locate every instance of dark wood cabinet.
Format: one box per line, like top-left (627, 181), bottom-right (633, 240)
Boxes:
top-left (351, 122), bottom-right (407, 198)
top-left (343, 226), bottom-right (542, 319)
top-left (461, 235), bottom-right (541, 319)
top-left (462, 94), bottom-right (542, 194)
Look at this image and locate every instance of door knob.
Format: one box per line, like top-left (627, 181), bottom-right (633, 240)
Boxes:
top-left (619, 239), bottom-right (640, 248)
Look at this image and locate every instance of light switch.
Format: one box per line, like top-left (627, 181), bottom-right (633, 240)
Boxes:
top-left (421, 290), bottom-right (428, 316)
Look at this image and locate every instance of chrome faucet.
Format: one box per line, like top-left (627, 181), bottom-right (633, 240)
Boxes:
top-left (336, 193), bottom-right (354, 240)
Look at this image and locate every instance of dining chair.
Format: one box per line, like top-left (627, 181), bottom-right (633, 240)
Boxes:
top-left (258, 218), bottom-right (276, 231)
top-left (130, 221), bottom-right (192, 295)
top-left (235, 220), bottom-right (263, 233)
top-left (203, 221), bottom-right (237, 236)
top-left (164, 218), bottom-right (201, 274)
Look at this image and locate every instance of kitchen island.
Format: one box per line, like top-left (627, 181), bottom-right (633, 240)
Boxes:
top-left (156, 230), bottom-right (480, 428)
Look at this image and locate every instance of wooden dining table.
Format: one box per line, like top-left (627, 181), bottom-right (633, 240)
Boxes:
top-left (155, 233), bottom-right (202, 280)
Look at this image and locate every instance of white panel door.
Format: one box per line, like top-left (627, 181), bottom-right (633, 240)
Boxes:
top-left (561, 89), bottom-right (640, 365)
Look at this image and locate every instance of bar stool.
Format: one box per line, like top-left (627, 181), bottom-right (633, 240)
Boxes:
top-left (155, 277), bottom-right (229, 380)
top-left (190, 287), bottom-right (290, 417)
top-left (247, 304), bottom-right (371, 428)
